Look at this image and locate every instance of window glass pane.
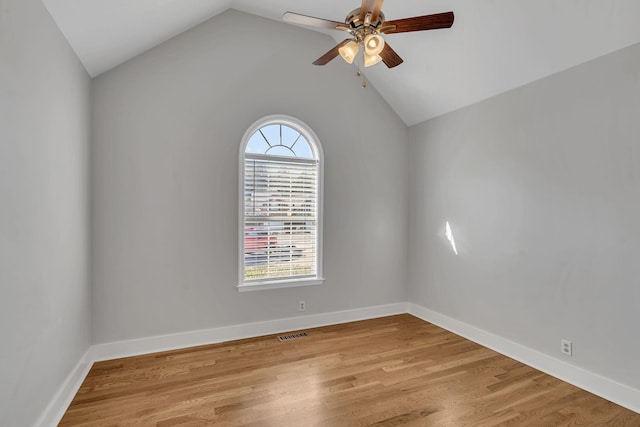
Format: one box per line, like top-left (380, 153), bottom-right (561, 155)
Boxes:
top-left (243, 220), bottom-right (317, 281)
top-left (266, 145), bottom-right (295, 157)
top-left (245, 132), bottom-right (270, 154)
top-left (293, 137), bottom-right (313, 159)
top-left (281, 125), bottom-right (300, 148)
top-left (260, 125), bottom-right (280, 146)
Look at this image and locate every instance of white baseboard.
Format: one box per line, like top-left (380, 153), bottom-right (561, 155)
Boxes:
top-left (87, 302), bottom-right (408, 362)
top-left (34, 349), bottom-right (93, 427)
top-left (408, 303), bottom-right (640, 414)
top-left (37, 302), bottom-right (407, 426)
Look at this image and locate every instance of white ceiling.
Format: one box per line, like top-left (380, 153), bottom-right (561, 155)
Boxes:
top-left (42, 0), bottom-right (640, 126)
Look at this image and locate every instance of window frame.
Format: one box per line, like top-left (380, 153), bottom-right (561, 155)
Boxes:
top-left (237, 115), bottom-right (324, 292)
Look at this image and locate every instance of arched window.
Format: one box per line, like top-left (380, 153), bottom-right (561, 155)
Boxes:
top-left (238, 115), bottom-right (324, 291)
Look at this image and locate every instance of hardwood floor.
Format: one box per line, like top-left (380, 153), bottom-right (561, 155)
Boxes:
top-left (60, 315), bottom-right (640, 426)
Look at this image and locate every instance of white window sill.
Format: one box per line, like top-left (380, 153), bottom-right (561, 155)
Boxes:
top-left (237, 277), bottom-right (325, 292)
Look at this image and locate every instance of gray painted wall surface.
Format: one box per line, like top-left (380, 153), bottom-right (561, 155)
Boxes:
top-left (408, 43), bottom-right (640, 389)
top-left (91, 10), bottom-right (409, 343)
top-left (0, 0), bottom-right (91, 424)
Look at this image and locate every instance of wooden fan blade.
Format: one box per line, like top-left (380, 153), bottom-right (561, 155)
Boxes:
top-left (360, 0), bottom-right (384, 22)
top-left (313, 39), bottom-right (351, 66)
top-left (283, 12), bottom-right (346, 31)
top-left (383, 11), bottom-right (454, 34)
top-left (379, 42), bottom-right (403, 68)
top-left (359, 0), bottom-right (368, 21)
top-left (371, 0), bottom-right (384, 22)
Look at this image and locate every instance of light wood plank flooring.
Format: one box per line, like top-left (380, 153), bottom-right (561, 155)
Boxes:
top-left (60, 314), bottom-right (640, 426)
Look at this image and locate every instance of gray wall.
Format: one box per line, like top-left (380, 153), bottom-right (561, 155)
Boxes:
top-left (91, 10), bottom-right (409, 343)
top-left (0, 0), bottom-right (91, 425)
top-left (408, 42), bottom-right (640, 389)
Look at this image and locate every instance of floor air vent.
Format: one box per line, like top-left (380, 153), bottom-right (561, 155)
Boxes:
top-left (278, 332), bottom-right (308, 342)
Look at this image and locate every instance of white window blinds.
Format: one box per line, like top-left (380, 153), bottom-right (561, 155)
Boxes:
top-left (243, 154), bottom-right (319, 282)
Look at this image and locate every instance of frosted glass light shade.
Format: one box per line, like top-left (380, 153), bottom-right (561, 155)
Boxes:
top-left (364, 34), bottom-right (385, 56)
top-left (364, 53), bottom-right (382, 67)
top-left (339, 40), bottom-right (360, 64)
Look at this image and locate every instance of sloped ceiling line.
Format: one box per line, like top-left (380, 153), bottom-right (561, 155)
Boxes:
top-left (41, 0), bottom-right (640, 125)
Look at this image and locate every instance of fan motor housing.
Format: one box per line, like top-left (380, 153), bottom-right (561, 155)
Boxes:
top-left (345, 8), bottom-right (385, 31)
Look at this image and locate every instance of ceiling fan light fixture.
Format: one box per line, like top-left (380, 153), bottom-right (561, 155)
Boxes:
top-left (285, 4), bottom-right (454, 71)
top-left (338, 40), bottom-right (360, 64)
top-left (364, 53), bottom-right (382, 67)
top-left (364, 34), bottom-right (385, 56)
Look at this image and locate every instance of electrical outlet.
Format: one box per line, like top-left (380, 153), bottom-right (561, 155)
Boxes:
top-left (299, 300), bottom-right (306, 312)
top-left (561, 339), bottom-right (572, 356)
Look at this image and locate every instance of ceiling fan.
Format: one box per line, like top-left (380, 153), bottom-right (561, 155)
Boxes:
top-left (283, 0), bottom-right (454, 69)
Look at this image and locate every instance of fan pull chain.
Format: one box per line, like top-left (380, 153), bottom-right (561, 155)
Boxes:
top-left (356, 51), bottom-right (367, 88)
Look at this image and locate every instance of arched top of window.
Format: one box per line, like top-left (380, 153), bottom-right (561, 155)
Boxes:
top-left (242, 115), bottom-right (322, 161)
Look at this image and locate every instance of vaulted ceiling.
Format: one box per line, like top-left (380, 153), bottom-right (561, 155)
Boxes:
top-left (42, 0), bottom-right (640, 125)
